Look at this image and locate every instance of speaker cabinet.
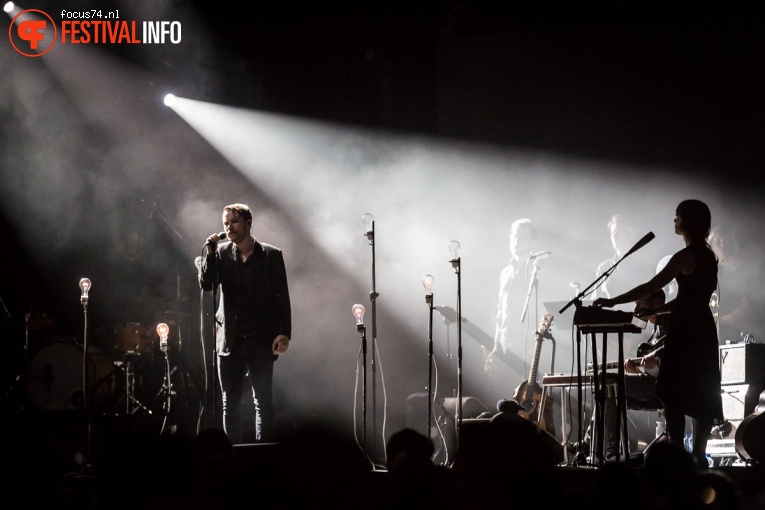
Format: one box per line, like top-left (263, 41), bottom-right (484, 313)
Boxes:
top-left (721, 384), bottom-right (764, 420)
top-left (719, 343), bottom-right (765, 385)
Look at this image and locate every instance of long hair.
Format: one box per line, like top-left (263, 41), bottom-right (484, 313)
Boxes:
top-left (676, 199), bottom-right (711, 243)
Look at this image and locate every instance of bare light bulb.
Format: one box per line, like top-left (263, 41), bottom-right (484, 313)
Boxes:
top-left (422, 275), bottom-right (435, 296)
top-left (78, 277), bottom-right (91, 308)
top-left (352, 303), bottom-right (366, 325)
top-left (361, 213), bottom-right (374, 234)
top-left (79, 277), bottom-right (91, 297)
top-left (157, 323), bottom-right (169, 352)
top-left (448, 240), bottom-right (461, 260)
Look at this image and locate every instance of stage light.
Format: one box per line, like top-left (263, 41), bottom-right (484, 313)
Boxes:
top-left (449, 240), bottom-right (460, 260)
top-left (79, 277), bottom-right (91, 297)
top-left (157, 322), bottom-right (169, 352)
top-left (352, 303), bottom-right (365, 325)
top-left (4, 2), bottom-right (15, 14)
top-left (422, 275), bottom-right (434, 296)
top-left (163, 94), bottom-right (176, 107)
top-left (361, 213), bottom-right (374, 234)
top-left (79, 277), bottom-right (91, 308)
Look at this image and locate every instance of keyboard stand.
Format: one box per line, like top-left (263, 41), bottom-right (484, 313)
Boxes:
top-left (577, 324), bottom-right (639, 465)
top-left (540, 372), bottom-right (619, 465)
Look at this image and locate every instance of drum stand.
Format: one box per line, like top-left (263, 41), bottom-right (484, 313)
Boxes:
top-left (120, 353), bottom-right (150, 415)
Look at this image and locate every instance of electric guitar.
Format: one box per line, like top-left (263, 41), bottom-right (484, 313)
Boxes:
top-left (586, 333), bottom-right (665, 374)
top-left (512, 314), bottom-right (555, 434)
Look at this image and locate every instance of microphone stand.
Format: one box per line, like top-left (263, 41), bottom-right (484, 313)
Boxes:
top-left (560, 232), bottom-right (655, 315)
top-left (149, 196), bottom-right (184, 241)
top-left (201, 247), bottom-right (221, 431)
top-left (425, 291), bottom-right (435, 440)
top-left (557, 232), bottom-right (653, 462)
top-left (195, 257), bottom-right (208, 434)
top-left (364, 220), bottom-right (380, 459)
top-left (78, 281), bottom-right (94, 477)
top-left (519, 260), bottom-right (541, 324)
top-left (449, 254), bottom-right (462, 450)
top-left (356, 320), bottom-right (368, 455)
top-left (159, 343), bottom-right (172, 435)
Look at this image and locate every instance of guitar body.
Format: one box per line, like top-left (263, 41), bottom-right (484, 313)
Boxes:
top-left (513, 380), bottom-right (555, 435)
top-left (635, 342), bottom-right (654, 358)
top-left (636, 334), bottom-right (665, 358)
top-left (509, 314), bottom-right (556, 437)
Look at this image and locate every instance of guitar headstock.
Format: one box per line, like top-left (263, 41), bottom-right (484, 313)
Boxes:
top-left (537, 313), bottom-right (554, 337)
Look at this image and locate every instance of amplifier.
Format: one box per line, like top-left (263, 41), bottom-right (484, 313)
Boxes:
top-left (721, 384), bottom-right (763, 420)
top-left (719, 342), bottom-right (765, 385)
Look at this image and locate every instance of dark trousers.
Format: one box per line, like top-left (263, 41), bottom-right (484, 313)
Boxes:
top-left (217, 338), bottom-right (275, 444)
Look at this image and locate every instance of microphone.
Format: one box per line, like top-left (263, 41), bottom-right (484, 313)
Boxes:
top-left (528, 250), bottom-right (551, 260)
top-left (624, 232), bottom-right (655, 257)
top-left (204, 232), bottom-right (227, 246)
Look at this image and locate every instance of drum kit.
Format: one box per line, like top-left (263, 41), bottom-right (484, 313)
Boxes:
top-left (21, 311), bottom-right (186, 418)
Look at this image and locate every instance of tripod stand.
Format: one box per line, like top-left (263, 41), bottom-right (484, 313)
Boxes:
top-left (116, 351), bottom-right (151, 415)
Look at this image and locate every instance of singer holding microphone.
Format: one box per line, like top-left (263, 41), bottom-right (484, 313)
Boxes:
top-left (593, 199), bottom-right (723, 469)
top-left (199, 203), bottom-right (292, 444)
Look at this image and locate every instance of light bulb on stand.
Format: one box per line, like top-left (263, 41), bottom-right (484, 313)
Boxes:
top-left (79, 278), bottom-right (91, 307)
top-left (362, 213), bottom-right (374, 241)
top-left (422, 275), bottom-right (435, 295)
top-left (449, 240), bottom-right (461, 270)
top-left (422, 275), bottom-right (434, 304)
top-left (352, 303), bottom-right (366, 326)
top-left (448, 240), bottom-right (460, 260)
top-left (157, 322), bottom-right (169, 352)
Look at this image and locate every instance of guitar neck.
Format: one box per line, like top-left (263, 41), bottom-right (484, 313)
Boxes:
top-left (527, 335), bottom-right (544, 385)
top-left (586, 333), bottom-right (665, 373)
top-left (526, 314), bottom-right (553, 387)
top-left (586, 360), bottom-right (621, 372)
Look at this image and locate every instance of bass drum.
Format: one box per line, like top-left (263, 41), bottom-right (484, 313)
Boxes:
top-left (110, 322), bottom-right (149, 354)
top-left (25, 339), bottom-right (114, 411)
